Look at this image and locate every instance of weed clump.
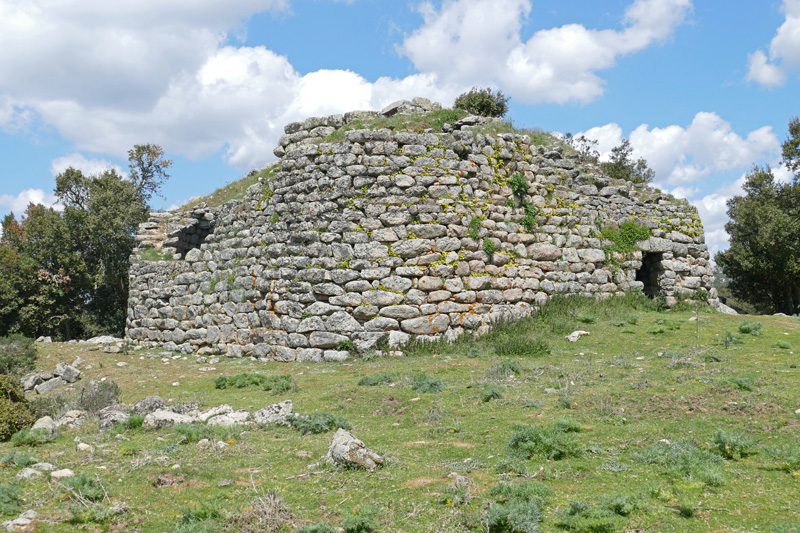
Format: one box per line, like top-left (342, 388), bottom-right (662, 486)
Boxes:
top-left (764, 445), bottom-right (800, 472)
top-left (486, 480), bottom-right (551, 533)
top-left (357, 373), bottom-right (395, 387)
top-left (297, 525), bottom-right (337, 533)
top-left (738, 321), bottom-right (763, 335)
top-left (507, 423), bottom-right (582, 460)
top-left (711, 429), bottom-right (758, 459)
top-left (481, 385), bottom-right (504, 402)
top-left (0, 451), bottom-right (37, 468)
top-left (557, 501), bottom-right (623, 533)
top-left (77, 380), bottom-right (120, 414)
top-left (214, 373), bottom-right (295, 394)
top-left (495, 336), bottom-right (550, 358)
top-left (636, 439), bottom-right (725, 486)
top-left (0, 335), bottom-right (37, 375)
top-left (0, 483), bottom-right (22, 516)
top-left (341, 504), bottom-right (380, 533)
top-left (61, 473), bottom-right (106, 502)
top-left (287, 413), bottom-right (351, 435)
top-left (411, 374), bottom-right (446, 394)
top-left (10, 428), bottom-right (52, 447)
top-left (0, 400), bottom-right (35, 441)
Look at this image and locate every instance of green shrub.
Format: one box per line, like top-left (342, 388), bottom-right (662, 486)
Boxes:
top-left (77, 380), bottom-right (120, 414)
top-left (438, 485), bottom-right (470, 507)
top-left (575, 313), bottom-right (596, 324)
top-left (28, 394), bottom-right (72, 419)
top-left (738, 321), bottom-right (763, 335)
top-left (711, 429), bottom-right (758, 459)
top-left (554, 417), bottom-right (582, 433)
top-left (67, 503), bottom-right (124, 526)
top-left (730, 376), bottom-right (756, 392)
top-left (775, 340), bottom-right (792, 349)
top-left (603, 491), bottom-right (645, 516)
top-left (721, 331), bottom-right (742, 347)
top-left (287, 413), bottom-right (351, 435)
top-left (10, 428), bottom-right (52, 447)
top-left (214, 373), bottom-right (295, 394)
top-left (0, 376), bottom-right (25, 403)
top-left (173, 424), bottom-right (214, 444)
top-left (177, 502), bottom-right (222, 525)
top-left (357, 373), bottom-right (394, 386)
top-left (764, 445), bottom-right (800, 472)
top-left (489, 480), bottom-right (552, 506)
top-left (411, 374), bottom-right (446, 394)
top-left (557, 501), bottom-right (622, 533)
top-left (483, 239), bottom-right (496, 256)
top-left (486, 361), bottom-right (522, 379)
top-left (468, 217), bottom-right (482, 240)
top-left (520, 204), bottom-right (538, 232)
top-left (341, 504), bottom-right (379, 533)
top-left (113, 414), bottom-right (144, 434)
top-left (558, 396), bottom-right (574, 409)
top-left (507, 424), bottom-right (582, 460)
top-left (454, 87), bottom-right (509, 117)
top-left (0, 335), bottom-right (37, 375)
top-left (481, 385), bottom-right (504, 402)
top-left (509, 173), bottom-right (528, 198)
top-left (486, 500), bottom-right (543, 533)
top-left (61, 473), bottom-right (106, 502)
top-left (636, 439), bottom-right (725, 486)
top-left (0, 399), bottom-right (35, 441)
top-left (0, 483), bottom-right (22, 516)
top-left (0, 451), bottom-right (37, 468)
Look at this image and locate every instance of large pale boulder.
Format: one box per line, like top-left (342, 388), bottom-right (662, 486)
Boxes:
top-left (325, 428), bottom-right (383, 471)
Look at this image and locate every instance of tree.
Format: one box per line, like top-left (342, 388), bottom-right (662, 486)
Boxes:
top-left (782, 115), bottom-right (800, 176)
top-left (600, 139), bottom-right (655, 184)
top-left (715, 166), bottom-right (800, 314)
top-left (454, 87), bottom-right (509, 117)
top-left (127, 144), bottom-right (172, 202)
top-left (0, 144), bottom-right (171, 339)
top-left (0, 204), bottom-right (88, 339)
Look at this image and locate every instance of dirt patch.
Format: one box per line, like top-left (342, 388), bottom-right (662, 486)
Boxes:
top-left (405, 477), bottom-right (440, 488)
top-left (153, 472), bottom-right (187, 488)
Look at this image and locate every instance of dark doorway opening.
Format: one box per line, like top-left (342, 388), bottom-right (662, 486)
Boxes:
top-left (636, 252), bottom-right (663, 297)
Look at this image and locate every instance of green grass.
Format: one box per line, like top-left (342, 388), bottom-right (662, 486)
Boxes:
top-left (2, 296), bottom-right (800, 531)
top-left (140, 246), bottom-right (174, 262)
top-left (181, 163), bottom-right (278, 210)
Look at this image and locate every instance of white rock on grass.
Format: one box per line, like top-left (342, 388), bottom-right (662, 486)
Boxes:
top-left (253, 400), bottom-right (293, 426)
top-left (197, 405), bottom-right (233, 423)
top-left (143, 409), bottom-right (195, 430)
top-left (55, 410), bottom-right (89, 429)
top-left (325, 428), bottom-right (383, 471)
top-left (15, 468), bottom-right (41, 481)
top-left (31, 463), bottom-right (54, 472)
top-left (76, 443), bottom-right (94, 453)
top-left (50, 469), bottom-right (75, 481)
top-left (2, 510), bottom-right (38, 531)
top-left (31, 416), bottom-right (56, 435)
top-left (566, 330), bottom-right (590, 343)
top-left (207, 410), bottom-right (250, 427)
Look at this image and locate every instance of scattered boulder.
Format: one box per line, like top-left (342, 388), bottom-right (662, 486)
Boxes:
top-left (50, 469), bottom-right (75, 481)
top-left (133, 396), bottom-right (166, 415)
top-left (97, 404), bottom-right (132, 430)
top-left (35, 336), bottom-right (52, 343)
top-left (85, 335), bottom-right (122, 345)
top-left (34, 377), bottom-right (66, 395)
top-left (31, 416), bottom-right (57, 435)
top-left (325, 428), bottom-right (383, 471)
top-left (76, 442), bottom-right (94, 453)
top-left (197, 404), bottom-right (233, 423)
top-left (566, 330), bottom-right (590, 343)
top-left (253, 400), bottom-right (293, 426)
top-left (2, 510), bottom-right (38, 532)
top-left (15, 468), bottom-right (41, 481)
top-left (207, 410), bottom-right (250, 427)
top-left (54, 362), bottom-right (81, 383)
top-left (143, 409), bottom-right (195, 430)
top-left (55, 410), bottom-right (89, 429)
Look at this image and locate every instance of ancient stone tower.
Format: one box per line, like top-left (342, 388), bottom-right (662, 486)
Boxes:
top-left (126, 98), bottom-right (716, 360)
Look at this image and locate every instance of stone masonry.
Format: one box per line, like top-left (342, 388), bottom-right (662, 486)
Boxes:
top-left (126, 99), bottom-right (717, 361)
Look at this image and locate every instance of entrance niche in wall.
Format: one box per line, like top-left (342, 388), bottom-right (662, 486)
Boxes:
top-left (175, 217), bottom-right (214, 259)
top-left (636, 252), bottom-right (663, 297)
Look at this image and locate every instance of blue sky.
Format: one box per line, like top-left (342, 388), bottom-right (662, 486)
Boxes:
top-left (1, 0), bottom-right (798, 257)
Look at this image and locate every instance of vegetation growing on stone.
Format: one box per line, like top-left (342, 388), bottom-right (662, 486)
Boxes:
top-left (454, 87), bottom-right (509, 117)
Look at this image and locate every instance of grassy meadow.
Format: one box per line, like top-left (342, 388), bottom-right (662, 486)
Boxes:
top-left (2, 295), bottom-right (800, 532)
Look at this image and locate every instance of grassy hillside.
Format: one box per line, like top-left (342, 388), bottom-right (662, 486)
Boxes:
top-left (180, 163), bottom-right (279, 210)
top-left (3, 296), bottom-right (799, 532)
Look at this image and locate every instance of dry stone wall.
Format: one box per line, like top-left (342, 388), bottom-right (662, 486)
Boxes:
top-left (126, 102), bottom-right (716, 361)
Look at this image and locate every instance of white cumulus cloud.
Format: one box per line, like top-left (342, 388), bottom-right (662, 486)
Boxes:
top-left (746, 0), bottom-right (800, 86)
top-left (0, 188), bottom-right (60, 217)
top-left (400, 0), bottom-right (693, 104)
top-left (49, 153), bottom-right (126, 178)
